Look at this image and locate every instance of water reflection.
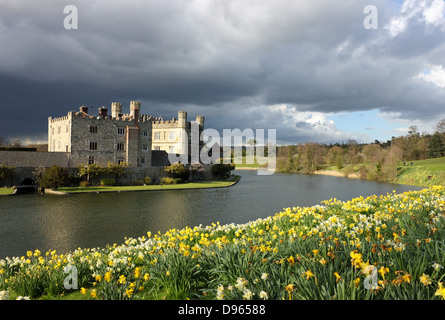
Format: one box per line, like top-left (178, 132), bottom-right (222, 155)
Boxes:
top-left (0, 170), bottom-right (422, 258)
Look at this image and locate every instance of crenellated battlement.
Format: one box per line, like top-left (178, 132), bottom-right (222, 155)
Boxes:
top-left (153, 118), bottom-right (178, 125)
top-left (48, 114), bottom-right (71, 123)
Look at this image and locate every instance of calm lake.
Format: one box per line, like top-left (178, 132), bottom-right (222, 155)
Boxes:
top-left (0, 170), bottom-right (423, 259)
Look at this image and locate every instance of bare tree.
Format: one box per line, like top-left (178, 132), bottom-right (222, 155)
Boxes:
top-left (436, 119), bottom-right (445, 133)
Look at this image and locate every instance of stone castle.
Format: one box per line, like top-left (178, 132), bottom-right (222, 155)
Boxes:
top-left (0, 101), bottom-right (207, 186)
top-left (48, 101), bottom-right (204, 167)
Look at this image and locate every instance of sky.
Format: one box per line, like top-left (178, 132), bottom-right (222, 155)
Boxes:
top-left (0, 0), bottom-right (445, 146)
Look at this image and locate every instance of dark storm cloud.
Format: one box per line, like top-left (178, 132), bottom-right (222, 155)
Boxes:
top-left (0, 0), bottom-right (444, 144)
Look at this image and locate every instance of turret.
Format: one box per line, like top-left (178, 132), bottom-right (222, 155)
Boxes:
top-left (196, 115), bottom-right (204, 128)
top-left (111, 102), bottom-right (122, 119)
top-left (178, 110), bottom-right (187, 128)
top-left (130, 101), bottom-right (141, 125)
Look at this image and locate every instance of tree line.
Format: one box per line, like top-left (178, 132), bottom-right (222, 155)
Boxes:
top-left (275, 119), bottom-right (445, 182)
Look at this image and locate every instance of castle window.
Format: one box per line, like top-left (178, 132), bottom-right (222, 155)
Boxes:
top-left (143, 130), bottom-right (148, 137)
top-left (117, 158), bottom-right (125, 164)
top-left (89, 141), bottom-right (97, 150)
top-left (117, 127), bottom-right (125, 135)
top-left (154, 132), bottom-right (160, 140)
top-left (117, 142), bottom-right (125, 151)
top-left (90, 126), bottom-right (98, 133)
top-left (142, 144), bottom-right (148, 152)
top-left (169, 131), bottom-right (175, 141)
top-left (169, 146), bottom-right (175, 153)
top-left (140, 157), bottom-right (146, 164)
top-left (154, 146), bottom-right (160, 150)
top-left (88, 156), bottom-right (95, 164)
top-left (58, 126), bottom-right (61, 134)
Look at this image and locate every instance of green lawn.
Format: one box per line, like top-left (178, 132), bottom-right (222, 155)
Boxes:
top-left (406, 157), bottom-right (445, 171)
top-left (57, 177), bottom-right (240, 194)
top-left (0, 188), bottom-right (14, 195)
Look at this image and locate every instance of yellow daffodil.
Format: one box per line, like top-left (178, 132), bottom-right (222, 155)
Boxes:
top-left (134, 267), bottom-right (141, 279)
top-left (104, 271), bottom-right (112, 282)
top-left (125, 288), bottom-right (134, 298)
top-left (378, 266), bottom-right (389, 279)
top-left (334, 272), bottom-right (341, 282)
top-left (118, 274), bottom-right (126, 284)
top-left (287, 256), bottom-right (295, 265)
top-left (420, 274), bottom-right (432, 286)
top-left (304, 270), bottom-right (314, 280)
top-left (285, 284), bottom-right (295, 292)
top-left (402, 273), bottom-right (412, 283)
top-left (435, 283), bottom-right (445, 300)
top-left (80, 287), bottom-right (87, 295)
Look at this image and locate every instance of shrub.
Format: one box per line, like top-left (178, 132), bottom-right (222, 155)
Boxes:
top-left (37, 165), bottom-right (71, 189)
top-left (211, 163), bottom-right (235, 179)
top-left (67, 175), bottom-right (81, 187)
top-left (100, 178), bottom-right (115, 186)
top-left (130, 179), bottom-right (144, 186)
top-left (79, 181), bottom-right (89, 188)
top-left (164, 163), bottom-right (189, 181)
top-left (160, 177), bottom-right (176, 184)
top-left (144, 177), bottom-right (152, 185)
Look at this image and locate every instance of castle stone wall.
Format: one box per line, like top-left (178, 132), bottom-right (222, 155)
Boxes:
top-left (0, 151), bottom-right (70, 167)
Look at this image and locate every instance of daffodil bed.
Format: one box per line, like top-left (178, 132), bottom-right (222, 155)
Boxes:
top-left (1, 186), bottom-right (445, 300)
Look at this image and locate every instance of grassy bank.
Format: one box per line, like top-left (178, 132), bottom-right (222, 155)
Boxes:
top-left (396, 158), bottom-right (445, 187)
top-left (0, 188), bottom-right (14, 195)
top-left (314, 157), bottom-right (445, 187)
top-left (1, 185), bottom-right (445, 300)
top-left (52, 176), bottom-right (240, 194)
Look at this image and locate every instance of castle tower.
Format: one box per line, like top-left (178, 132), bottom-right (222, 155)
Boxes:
top-left (178, 111), bottom-right (187, 129)
top-left (130, 101), bottom-right (141, 125)
top-left (111, 102), bottom-right (122, 119)
top-left (196, 115), bottom-right (204, 128)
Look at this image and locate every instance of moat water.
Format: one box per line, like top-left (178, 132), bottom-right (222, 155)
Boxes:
top-left (0, 170), bottom-right (423, 259)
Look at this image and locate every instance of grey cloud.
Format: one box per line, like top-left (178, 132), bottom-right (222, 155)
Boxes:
top-left (0, 0), bottom-right (444, 144)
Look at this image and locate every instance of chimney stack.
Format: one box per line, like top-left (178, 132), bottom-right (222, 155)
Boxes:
top-left (98, 107), bottom-right (108, 118)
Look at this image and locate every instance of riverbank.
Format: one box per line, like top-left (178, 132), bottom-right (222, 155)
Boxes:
top-left (313, 169), bottom-right (360, 179)
top-left (271, 157), bottom-right (445, 188)
top-left (313, 158), bottom-right (445, 187)
top-left (46, 175), bottom-right (241, 195)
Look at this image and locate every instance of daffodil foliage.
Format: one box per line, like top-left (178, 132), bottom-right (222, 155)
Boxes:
top-left (1, 186), bottom-right (445, 300)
